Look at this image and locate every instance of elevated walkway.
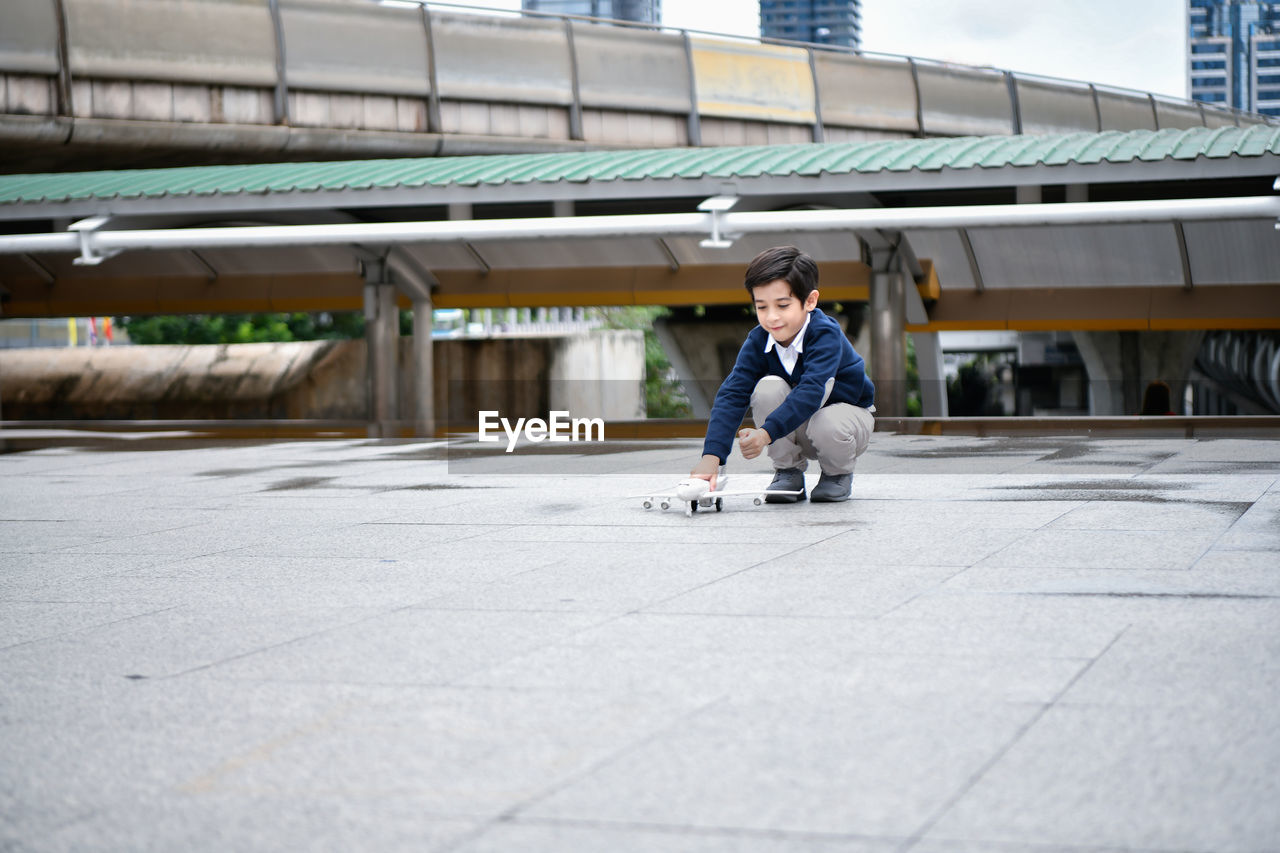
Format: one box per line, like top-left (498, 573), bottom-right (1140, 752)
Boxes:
top-left (2, 0), bottom-right (1270, 172)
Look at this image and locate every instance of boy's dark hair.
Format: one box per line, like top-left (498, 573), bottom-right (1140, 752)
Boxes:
top-left (743, 246), bottom-right (818, 302)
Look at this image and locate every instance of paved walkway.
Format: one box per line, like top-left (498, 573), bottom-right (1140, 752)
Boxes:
top-left (2, 432), bottom-right (1278, 852)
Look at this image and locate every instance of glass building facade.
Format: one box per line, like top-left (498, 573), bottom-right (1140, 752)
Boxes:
top-left (759, 0), bottom-right (862, 50)
top-left (521, 0), bottom-right (660, 26)
top-left (1188, 0), bottom-right (1280, 116)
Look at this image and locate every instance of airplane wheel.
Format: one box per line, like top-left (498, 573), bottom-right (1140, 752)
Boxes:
top-left (642, 499), bottom-right (653, 510)
top-left (715, 498), bottom-right (723, 512)
top-left (660, 500), bottom-right (670, 511)
top-left (753, 497), bottom-right (763, 506)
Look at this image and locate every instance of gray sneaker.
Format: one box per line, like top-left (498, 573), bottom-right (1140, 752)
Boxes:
top-left (811, 472), bottom-right (853, 502)
top-left (765, 467), bottom-right (806, 503)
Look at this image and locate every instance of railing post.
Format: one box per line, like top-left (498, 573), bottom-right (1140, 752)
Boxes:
top-left (808, 47), bottom-right (825, 143)
top-left (1005, 71), bottom-right (1022, 135)
top-left (267, 0), bottom-right (290, 125)
top-left (907, 57), bottom-right (924, 137)
top-left (421, 5), bottom-right (442, 134)
top-left (681, 31), bottom-right (702, 146)
top-left (51, 0), bottom-right (74, 116)
top-left (563, 18), bottom-right (584, 141)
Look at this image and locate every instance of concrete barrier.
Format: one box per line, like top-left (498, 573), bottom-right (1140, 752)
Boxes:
top-left (0, 330), bottom-right (644, 424)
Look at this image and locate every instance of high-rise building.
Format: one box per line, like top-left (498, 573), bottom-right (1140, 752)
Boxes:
top-left (521, 0), bottom-right (660, 26)
top-left (759, 0), bottom-right (862, 50)
top-left (1188, 0), bottom-right (1280, 116)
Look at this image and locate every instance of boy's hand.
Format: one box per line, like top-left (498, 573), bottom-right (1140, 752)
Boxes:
top-left (690, 454), bottom-right (721, 492)
top-left (737, 427), bottom-right (771, 459)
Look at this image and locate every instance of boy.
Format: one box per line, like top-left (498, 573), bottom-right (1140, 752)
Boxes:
top-left (690, 246), bottom-right (875, 503)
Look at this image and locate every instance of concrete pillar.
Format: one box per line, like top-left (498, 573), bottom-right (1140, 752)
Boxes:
top-left (870, 269), bottom-right (907, 417)
top-left (363, 265), bottom-right (399, 437)
top-left (1073, 331), bottom-right (1123, 415)
top-left (910, 331), bottom-right (949, 417)
top-left (651, 316), bottom-right (713, 418)
top-left (1072, 330), bottom-right (1205, 415)
top-left (411, 297), bottom-right (434, 437)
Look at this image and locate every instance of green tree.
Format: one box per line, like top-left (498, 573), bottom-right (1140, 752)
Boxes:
top-left (119, 312), bottom-right (365, 345)
top-left (597, 306), bottom-right (693, 419)
top-left (906, 334), bottom-right (922, 417)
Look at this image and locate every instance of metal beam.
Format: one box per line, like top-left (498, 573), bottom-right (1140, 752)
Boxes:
top-left (4, 195), bottom-right (1279, 259)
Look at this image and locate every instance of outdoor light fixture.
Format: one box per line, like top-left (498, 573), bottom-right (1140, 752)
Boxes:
top-left (69, 216), bottom-right (121, 266)
top-left (698, 195), bottom-right (740, 248)
top-left (1273, 177), bottom-right (1279, 230)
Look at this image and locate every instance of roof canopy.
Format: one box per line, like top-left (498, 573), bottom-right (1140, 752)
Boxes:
top-left (1, 127), bottom-right (1278, 330)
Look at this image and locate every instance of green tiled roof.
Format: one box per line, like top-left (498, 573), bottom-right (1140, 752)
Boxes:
top-left (3, 126), bottom-right (1279, 207)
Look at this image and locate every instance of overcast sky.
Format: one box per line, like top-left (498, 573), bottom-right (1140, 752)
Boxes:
top-left (427, 0), bottom-right (1189, 98)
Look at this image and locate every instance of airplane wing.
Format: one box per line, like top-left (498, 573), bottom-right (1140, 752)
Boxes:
top-left (705, 488), bottom-right (802, 498)
top-left (633, 480), bottom-right (802, 513)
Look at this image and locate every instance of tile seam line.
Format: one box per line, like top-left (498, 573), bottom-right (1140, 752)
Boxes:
top-left (436, 534), bottom-right (857, 770)
top-left (498, 815), bottom-right (911, 845)
top-left (881, 496), bottom-right (1083, 615)
top-left (0, 603), bottom-right (184, 653)
top-left (875, 563), bottom-right (985, 618)
top-left (1184, 475), bottom-right (1276, 570)
top-left (895, 623), bottom-right (1133, 853)
top-left (635, 527), bottom-right (857, 612)
top-left (159, 603), bottom-right (425, 681)
top-left (434, 695), bottom-right (733, 853)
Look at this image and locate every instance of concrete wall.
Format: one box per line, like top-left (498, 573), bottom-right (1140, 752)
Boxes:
top-left (0, 340), bottom-right (337, 419)
top-left (0, 330), bottom-right (644, 423)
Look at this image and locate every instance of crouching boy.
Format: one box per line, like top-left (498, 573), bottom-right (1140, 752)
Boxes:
top-left (690, 246), bottom-right (875, 503)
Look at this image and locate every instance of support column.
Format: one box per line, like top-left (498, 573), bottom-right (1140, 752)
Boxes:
top-left (411, 296), bottom-right (434, 437)
top-left (870, 269), bottom-right (907, 417)
top-left (1072, 330), bottom-right (1206, 415)
top-left (1073, 331), bottom-right (1125, 415)
top-left (363, 261), bottom-right (399, 437)
top-left (910, 332), bottom-right (949, 417)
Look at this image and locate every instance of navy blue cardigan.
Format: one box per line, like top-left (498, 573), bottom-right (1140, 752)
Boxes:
top-left (702, 308), bottom-right (875, 463)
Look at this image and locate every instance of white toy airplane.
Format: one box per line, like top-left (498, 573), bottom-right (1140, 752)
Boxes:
top-left (637, 474), bottom-right (803, 516)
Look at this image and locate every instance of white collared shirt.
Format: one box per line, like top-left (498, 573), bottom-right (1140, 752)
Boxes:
top-left (763, 311), bottom-right (811, 375)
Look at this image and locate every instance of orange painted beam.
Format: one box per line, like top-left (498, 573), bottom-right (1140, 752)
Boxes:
top-left (906, 284), bottom-right (1280, 332)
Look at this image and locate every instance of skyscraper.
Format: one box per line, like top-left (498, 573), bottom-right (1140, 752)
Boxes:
top-left (1188, 0), bottom-right (1280, 116)
top-left (521, 0), bottom-right (660, 26)
top-left (759, 0), bottom-right (862, 50)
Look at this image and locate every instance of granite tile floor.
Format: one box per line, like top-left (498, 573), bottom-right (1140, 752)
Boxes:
top-left (1, 432), bottom-right (1278, 852)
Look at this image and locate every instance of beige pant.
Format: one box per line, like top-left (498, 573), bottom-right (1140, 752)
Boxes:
top-left (751, 375), bottom-right (874, 475)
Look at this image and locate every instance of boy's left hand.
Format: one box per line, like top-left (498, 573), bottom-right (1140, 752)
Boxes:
top-left (737, 427), bottom-right (771, 459)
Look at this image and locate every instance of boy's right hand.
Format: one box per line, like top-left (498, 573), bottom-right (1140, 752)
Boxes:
top-left (690, 454), bottom-right (721, 492)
